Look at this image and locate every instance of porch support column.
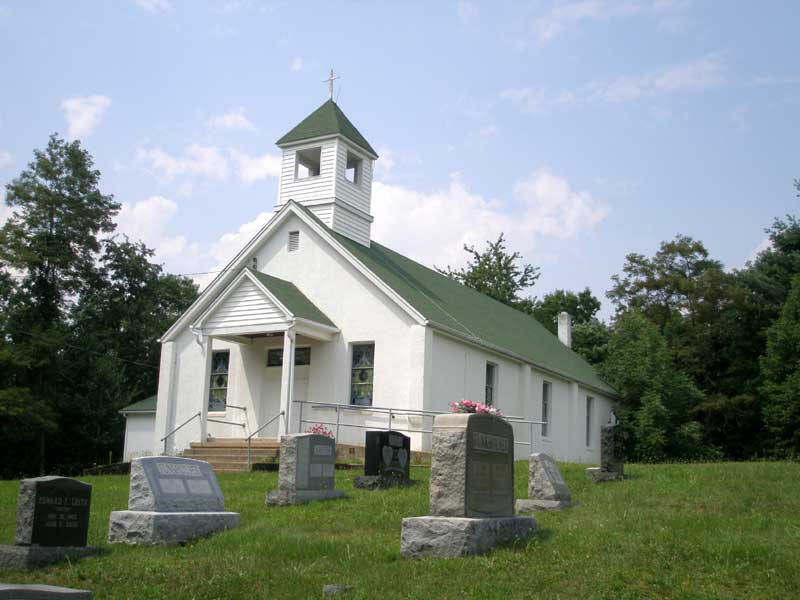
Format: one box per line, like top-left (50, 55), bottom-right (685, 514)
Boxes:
top-left (199, 335), bottom-right (213, 443)
top-left (279, 326), bottom-right (296, 435)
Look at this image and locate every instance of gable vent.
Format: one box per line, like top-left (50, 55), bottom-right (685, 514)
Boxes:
top-left (288, 230), bottom-right (300, 252)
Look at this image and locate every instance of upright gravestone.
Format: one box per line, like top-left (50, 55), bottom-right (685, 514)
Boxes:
top-left (586, 422), bottom-right (624, 482)
top-left (108, 456), bottom-right (240, 545)
top-left (516, 453), bottom-right (572, 512)
top-left (266, 434), bottom-right (345, 506)
top-left (400, 413), bottom-right (537, 558)
top-left (354, 430), bottom-right (412, 489)
top-left (0, 476), bottom-right (101, 570)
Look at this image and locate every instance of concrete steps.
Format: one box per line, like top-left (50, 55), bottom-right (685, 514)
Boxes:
top-left (181, 438), bottom-right (280, 473)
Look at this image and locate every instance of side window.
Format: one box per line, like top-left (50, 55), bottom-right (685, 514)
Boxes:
top-left (485, 362), bottom-right (497, 406)
top-left (208, 351), bottom-right (230, 412)
top-left (351, 343), bottom-right (375, 406)
top-left (586, 396), bottom-right (594, 447)
top-left (542, 381), bottom-right (552, 438)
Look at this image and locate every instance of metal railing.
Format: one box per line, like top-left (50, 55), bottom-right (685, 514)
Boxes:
top-left (294, 400), bottom-right (545, 452)
top-left (246, 410), bottom-right (284, 470)
top-left (160, 411), bottom-right (201, 455)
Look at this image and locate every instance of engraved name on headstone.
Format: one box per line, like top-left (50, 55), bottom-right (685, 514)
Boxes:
top-left (365, 430), bottom-right (411, 479)
top-left (128, 456), bottom-right (225, 512)
top-left (16, 477), bottom-right (92, 548)
top-left (465, 417), bottom-right (514, 518)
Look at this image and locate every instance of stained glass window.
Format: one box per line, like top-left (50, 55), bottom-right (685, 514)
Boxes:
top-left (350, 343), bottom-right (374, 406)
top-left (209, 351), bottom-right (229, 412)
top-left (267, 347), bottom-right (311, 367)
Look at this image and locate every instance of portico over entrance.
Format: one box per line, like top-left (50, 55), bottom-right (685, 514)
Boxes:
top-left (190, 268), bottom-right (339, 441)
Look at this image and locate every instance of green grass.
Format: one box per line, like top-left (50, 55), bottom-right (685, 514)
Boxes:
top-left (0, 462), bottom-right (798, 599)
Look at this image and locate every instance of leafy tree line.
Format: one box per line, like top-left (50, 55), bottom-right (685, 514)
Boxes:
top-left (443, 186), bottom-right (800, 460)
top-left (0, 135), bottom-right (198, 477)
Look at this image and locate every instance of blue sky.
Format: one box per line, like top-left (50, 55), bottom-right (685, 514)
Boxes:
top-left (0, 1), bottom-right (798, 318)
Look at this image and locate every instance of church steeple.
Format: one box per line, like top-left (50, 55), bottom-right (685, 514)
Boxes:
top-left (275, 98), bottom-right (378, 247)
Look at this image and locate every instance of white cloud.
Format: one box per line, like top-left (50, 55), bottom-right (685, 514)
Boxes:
top-left (532, 0), bottom-right (691, 46)
top-left (501, 54), bottom-right (725, 113)
top-left (727, 104), bottom-right (750, 133)
top-left (137, 144), bottom-right (229, 182)
top-left (206, 107), bottom-right (255, 131)
top-left (60, 95), bottom-right (112, 140)
top-left (372, 169), bottom-right (607, 271)
top-left (457, 1), bottom-right (478, 24)
top-left (749, 238), bottom-right (772, 262)
top-left (116, 196), bottom-right (201, 270)
top-left (290, 57), bottom-right (304, 72)
top-left (0, 150), bottom-right (12, 168)
top-left (135, 0), bottom-right (171, 14)
top-left (198, 211), bottom-right (274, 288)
top-left (229, 149), bottom-right (281, 184)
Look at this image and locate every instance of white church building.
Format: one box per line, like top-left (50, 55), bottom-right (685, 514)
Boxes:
top-left (127, 97), bottom-right (618, 465)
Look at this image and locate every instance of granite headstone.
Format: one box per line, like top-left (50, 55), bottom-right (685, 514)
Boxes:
top-left (516, 453), bottom-right (572, 512)
top-left (0, 477), bottom-right (100, 570)
top-left (0, 584), bottom-right (92, 599)
top-left (108, 456), bottom-right (239, 545)
top-left (266, 434), bottom-right (345, 505)
top-left (587, 422), bottom-right (624, 483)
top-left (400, 412), bottom-right (536, 558)
top-left (354, 430), bottom-right (413, 489)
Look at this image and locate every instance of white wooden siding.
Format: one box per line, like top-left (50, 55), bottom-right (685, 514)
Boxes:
top-left (204, 279), bottom-right (286, 330)
top-left (333, 204), bottom-right (371, 246)
top-left (333, 139), bottom-right (373, 215)
top-left (277, 140), bottom-right (337, 206)
top-left (309, 203), bottom-right (334, 228)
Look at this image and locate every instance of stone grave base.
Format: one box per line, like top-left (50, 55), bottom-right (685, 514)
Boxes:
top-left (400, 516), bottom-right (537, 559)
top-left (0, 583), bottom-right (92, 599)
top-left (107, 510), bottom-right (240, 546)
top-left (586, 467), bottom-right (623, 483)
top-left (515, 498), bottom-right (571, 513)
top-left (0, 544), bottom-right (101, 571)
top-left (266, 489), bottom-right (345, 506)
top-left (353, 475), bottom-right (414, 490)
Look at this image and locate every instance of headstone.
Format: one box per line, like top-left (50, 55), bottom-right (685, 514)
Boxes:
top-left (586, 422), bottom-right (625, 483)
top-left (400, 413), bottom-right (536, 558)
top-left (322, 584), bottom-right (354, 597)
top-left (0, 584), bottom-right (92, 599)
top-left (515, 453), bottom-right (572, 513)
top-left (0, 477), bottom-right (101, 570)
top-left (353, 430), bottom-right (413, 489)
top-left (108, 456), bottom-right (239, 545)
top-left (266, 434), bottom-right (345, 506)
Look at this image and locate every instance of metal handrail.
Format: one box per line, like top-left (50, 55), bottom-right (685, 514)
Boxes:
top-left (294, 400), bottom-right (546, 450)
top-left (160, 411), bottom-right (201, 455)
top-left (225, 404), bottom-right (247, 412)
top-left (207, 418), bottom-right (246, 428)
top-left (246, 410), bottom-right (284, 470)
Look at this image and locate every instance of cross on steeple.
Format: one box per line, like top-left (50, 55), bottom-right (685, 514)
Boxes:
top-left (323, 68), bottom-right (339, 101)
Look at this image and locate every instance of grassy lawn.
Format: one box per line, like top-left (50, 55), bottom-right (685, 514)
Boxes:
top-left (0, 461), bottom-right (798, 599)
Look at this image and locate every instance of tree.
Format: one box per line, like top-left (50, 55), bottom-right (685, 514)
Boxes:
top-left (600, 310), bottom-right (706, 460)
top-left (571, 319), bottom-right (611, 366)
top-left (0, 135), bottom-right (119, 474)
top-left (531, 288), bottom-right (601, 334)
top-left (438, 234), bottom-right (539, 311)
top-left (760, 275), bottom-right (800, 457)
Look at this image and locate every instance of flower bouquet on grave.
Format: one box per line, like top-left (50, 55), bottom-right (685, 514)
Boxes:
top-left (449, 399), bottom-right (504, 418)
top-left (306, 423), bottom-right (335, 439)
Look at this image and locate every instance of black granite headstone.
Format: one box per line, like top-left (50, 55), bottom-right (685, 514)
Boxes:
top-left (364, 431), bottom-right (411, 479)
top-left (465, 415), bottom-right (514, 518)
top-left (21, 477), bottom-right (91, 547)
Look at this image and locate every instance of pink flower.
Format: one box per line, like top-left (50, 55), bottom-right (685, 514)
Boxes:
top-left (306, 423), bottom-right (334, 439)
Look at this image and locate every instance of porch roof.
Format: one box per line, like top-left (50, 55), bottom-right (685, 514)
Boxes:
top-left (246, 269), bottom-right (335, 328)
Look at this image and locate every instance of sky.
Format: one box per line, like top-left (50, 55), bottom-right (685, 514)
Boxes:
top-left (0, 0), bottom-right (798, 319)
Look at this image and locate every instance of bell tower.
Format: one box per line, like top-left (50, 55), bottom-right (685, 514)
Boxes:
top-left (274, 93), bottom-right (378, 247)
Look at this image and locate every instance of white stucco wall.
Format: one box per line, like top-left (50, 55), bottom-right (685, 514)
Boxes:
top-left (427, 330), bottom-right (614, 463)
top-left (123, 413), bottom-right (156, 462)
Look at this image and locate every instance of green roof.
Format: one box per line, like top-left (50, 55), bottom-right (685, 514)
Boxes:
top-left (276, 99), bottom-right (378, 157)
top-left (120, 395), bottom-right (157, 414)
top-left (290, 203), bottom-right (615, 396)
top-left (248, 269), bottom-right (336, 328)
